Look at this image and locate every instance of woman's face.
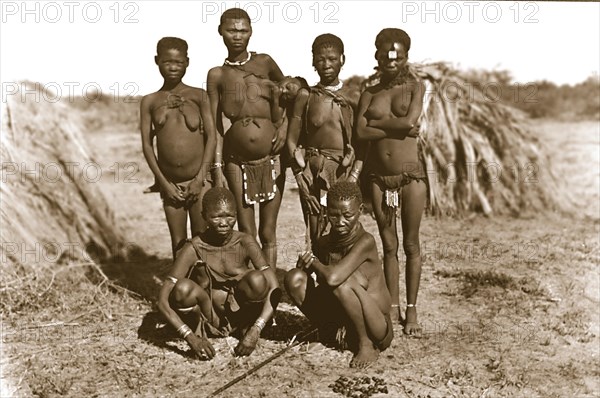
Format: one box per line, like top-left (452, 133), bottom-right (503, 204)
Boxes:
top-left (313, 46), bottom-right (344, 85)
top-left (376, 41), bottom-right (407, 78)
top-left (203, 200), bottom-right (237, 237)
top-left (155, 48), bottom-right (188, 82)
top-left (220, 18), bottom-right (252, 52)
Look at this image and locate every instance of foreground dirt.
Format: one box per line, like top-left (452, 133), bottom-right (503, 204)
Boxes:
top-left (2, 120), bottom-right (599, 397)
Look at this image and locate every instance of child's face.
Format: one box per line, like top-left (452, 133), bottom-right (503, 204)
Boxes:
top-left (155, 48), bottom-right (188, 82)
top-left (220, 18), bottom-right (252, 51)
top-left (327, 198), bottom-right (362, 236)
top-left (313, 46), bottom-right (344, 84)
top-left (278, 77), bottom-right (301, 102)
top-left (203, 200), bottom-right (237, 237)
top-left (375, 41), bottom-right (407, 77)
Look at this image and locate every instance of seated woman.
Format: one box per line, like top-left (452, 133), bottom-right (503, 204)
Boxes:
top-left (284, 181), bottom-right (393, 368)
top-left (157, 187), bottom-right (280, 359)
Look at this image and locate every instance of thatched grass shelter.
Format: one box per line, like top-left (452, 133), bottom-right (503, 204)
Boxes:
top-left (1, 83), bottom-right (132, 267)
top-left (1, 83), bottom-right (139, 315)
top-left (353, 63), bottom-right (565, 217)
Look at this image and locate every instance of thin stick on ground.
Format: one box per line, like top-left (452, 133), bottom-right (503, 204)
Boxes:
top-left (209, 327), bottom-right (318, 397)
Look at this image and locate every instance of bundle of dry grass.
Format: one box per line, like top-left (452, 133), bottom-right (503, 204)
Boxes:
top-left (1, 83), bottom-right (134, 271)
top-left (362, 63), bottom-right (565, 217)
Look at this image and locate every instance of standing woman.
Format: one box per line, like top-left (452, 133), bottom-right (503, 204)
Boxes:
top-left (207, 8), bottom-right (286, 269)
top-left (354, 28), bottom-right (426, 335)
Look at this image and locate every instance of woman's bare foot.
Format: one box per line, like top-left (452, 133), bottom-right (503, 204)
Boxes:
top-left (349, 343), bottom-right (379, 368)
top-left (403, 305), bottom-right (422, 337)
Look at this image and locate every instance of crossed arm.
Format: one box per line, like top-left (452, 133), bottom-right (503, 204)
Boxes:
top-left (298, 233), bottom-right (377, 288)
top-left (355, 81), bottom-right (425, 141)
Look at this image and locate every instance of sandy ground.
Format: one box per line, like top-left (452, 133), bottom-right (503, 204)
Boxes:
top-left (2, 119), bottom-right (599, 397)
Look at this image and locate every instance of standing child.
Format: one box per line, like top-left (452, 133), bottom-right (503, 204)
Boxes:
top-left (285, 34), bottom-right (360, 243)
top-left (284, 181), bottom-right (393, 368)
top-left (140, 37), bottom-right (217, 259)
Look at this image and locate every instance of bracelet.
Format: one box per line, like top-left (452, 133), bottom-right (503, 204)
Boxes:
top-left (406, 303), bottom-right (417, 308)
top-left (349, 170), bottom-right (360, 179)
top-left (253, 317), bottom-right (267, 332)
top-left (166, 276), bottom-right (178, 284)
top-left (211, 162), bottom-right (224, 170)
top-left (177, 324), bottom-right (192, 338)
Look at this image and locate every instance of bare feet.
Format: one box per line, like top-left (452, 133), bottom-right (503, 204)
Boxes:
top-left (349, 343), bottom-right (379, 368)
top-left (403, 306), bottom-right (422, 337)
top-left (234, 325), bottom-right (260, 356)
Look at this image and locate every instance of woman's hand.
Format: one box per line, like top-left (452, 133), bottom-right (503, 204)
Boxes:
top-left (296, 251), bottom-right (316, 271)
top-left (293, 147), bottom-right (306, 169)
top-left (183, 178), bottom-right (203, 203)
top-left (296, 176), bottom-right (320, 215)
top-left (212, 166), bottom-right (226, 188)
top-left (235, 325), bottom-right (260, 356)
top-left (186, 333), bottom-right (216, 359)
top-left (341, 144), bottom-right (355, 168)
top-left (406, 123), bottom-right (421, 138)
top-left (161, 181), bottom-right (185, 203)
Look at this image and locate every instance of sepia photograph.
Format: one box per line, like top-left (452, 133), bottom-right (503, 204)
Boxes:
top-left (1, 1), bottom-right (599, 397)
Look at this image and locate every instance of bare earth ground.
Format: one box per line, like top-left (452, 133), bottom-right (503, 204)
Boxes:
top-left (2, 120), bottom-right (599, 397)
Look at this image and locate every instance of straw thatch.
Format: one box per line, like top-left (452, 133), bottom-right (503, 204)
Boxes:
top-left (1, 83), bottom-right (132, 268)
top-left (360, 63), bottom-right (564, 217)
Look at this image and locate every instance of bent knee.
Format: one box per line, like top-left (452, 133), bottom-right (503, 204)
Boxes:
top-left (284, 269), bottom-right (308, 304)
top-left (284, 268), bottom-right (306, 292)
top-left (238, 270), bottom-right (269, 302)
top-left (170, 278), bottom-right (199, 306)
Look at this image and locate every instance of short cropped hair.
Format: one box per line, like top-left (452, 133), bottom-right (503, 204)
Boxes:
top-left (375, 28), bottom-right (411, 52)
top-left (156, 37), bottom-right (188, 56)
top-left (312, 33), bottom-right (344, 54)
top-left (220, 8), bottom-right (251, 25)
top-left (202, 187), bottom-right (235, 211)
top-left (327, 181), bottom-right (362, 205)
